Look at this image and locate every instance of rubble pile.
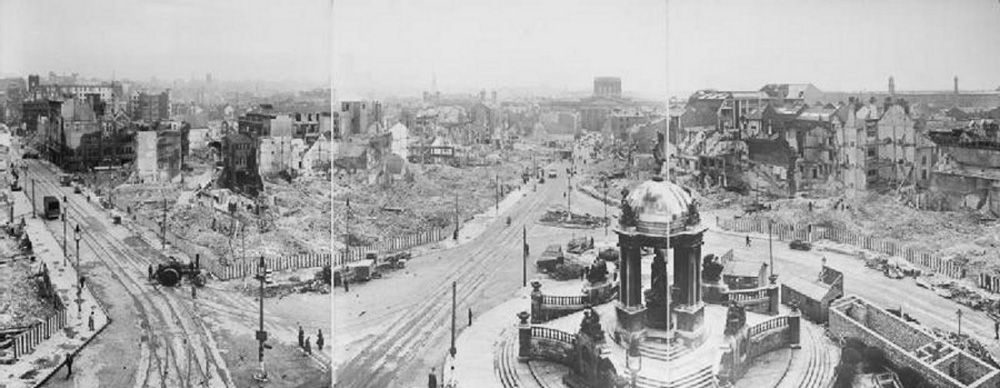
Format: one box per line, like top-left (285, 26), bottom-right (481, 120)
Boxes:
top-left (0, 243), bottom-right (55, 330)
top-left (538, 209), bottom-right (608, 228)
top-left (932, 329), bottom-right (1000, 368)
top-left (334, 151), bottom-right (537, 244)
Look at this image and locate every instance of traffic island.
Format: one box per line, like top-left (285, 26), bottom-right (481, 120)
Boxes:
top-left (1, 191), bottom-right (110, 388)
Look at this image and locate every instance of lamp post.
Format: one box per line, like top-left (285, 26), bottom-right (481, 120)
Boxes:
top-left (626, 336), bottom-right (642, 388)
top-left (62, 197), bottom-right (67, 263)
top-left (450, 281), bottom-right (457, 358)
top-left (603, 180), bottom-right (608, 236)
top-left (74, 224), bottom-right (81, 314)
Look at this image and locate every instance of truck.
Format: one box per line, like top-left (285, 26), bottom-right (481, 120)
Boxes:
top-left (59, 174), bottom-right (72, 187)
top-left (43, 196), bottom-right (60, 220)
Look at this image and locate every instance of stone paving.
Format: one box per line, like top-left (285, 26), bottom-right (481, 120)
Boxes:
top-left (1, 190), bottom-right (110, 388)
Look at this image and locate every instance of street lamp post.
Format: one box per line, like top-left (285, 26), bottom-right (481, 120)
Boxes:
top-left (603, 180), bottom-right (608, 236)
top-left (74, 224), bottom-right (81, 314)
top-left (62, 212), bottom-right (67, 264)
top-left (450, 281), bottom-right (457, 358)
top-left (31, 178), bottom-right (36, 218)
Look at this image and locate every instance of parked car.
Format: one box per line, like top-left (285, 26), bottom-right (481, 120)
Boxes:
top-left (548, 169), bottom-right (558, 178)
top-left (789, 239), bottom-right (812, 251)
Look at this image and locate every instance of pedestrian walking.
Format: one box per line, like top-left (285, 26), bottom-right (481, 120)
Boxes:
top-left (88, 311), bottom-right (95, 331)
top-left (746, 235), bottom-right (751, 247)
top-left (79, 276), bottom-right (86, 289)
top-left (148, 265), bottom-right (153, 280)
top-left (468, 308), bottom-right (473, 327)
top-left (65, 352), bottom-right (73, 379)
top-left (994, 320), bottom-right (999, 340)
top-left (303, 336), bottom-right (312, 354)
top-left (316, 329), bottom-right (324, 351)
top-left (298, 324), bottom-right (304, 348)
top-left (429, 367), bottom-right (438, 388)
top-left (808, 202), bottom-right (813, 211)
top-left (344, 278), bottom-right (350, 292)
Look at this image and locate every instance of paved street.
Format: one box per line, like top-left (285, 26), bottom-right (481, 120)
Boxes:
top-left (23, 159), bottom-right (329, 388)
top-left (335, 164), bottom-right (1000, 388)
top-left (334, 162), bottom-right (619, 388)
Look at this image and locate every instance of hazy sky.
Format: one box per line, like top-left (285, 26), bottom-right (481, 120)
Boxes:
top-left (333, 0), bottom-right (668, 99)
top-left (0, 0), bottom-right (331, 84)
top-left (334, 0), bottom-right (1000, 99)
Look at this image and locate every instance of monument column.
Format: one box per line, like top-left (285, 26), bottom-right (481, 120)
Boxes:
top-left (672, 230), bottom-right (707, 347)
top-left (615, 233), bottom-right (646, 333)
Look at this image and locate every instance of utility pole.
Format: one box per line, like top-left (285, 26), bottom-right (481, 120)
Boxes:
top-left (31, 178), bottom-right (36, 218)
top-left (161, 196), bottom-right (167, 250)
top-left (603, 180), bottom-right (608, 236)
top-left (62, 211), bottom-right (67, 263)
top-left (768, 220), bottom-right (775, 281)
top-left (495, 172), bottom-right (500, 214)
top-left (450, 281), bottom-right (457, 358)
top-left (454, 192), bottom-right (459, 240)
top-left (254, 255), bottom-right (269, 382)
top-left (522, 225), bottom-right (527, 287)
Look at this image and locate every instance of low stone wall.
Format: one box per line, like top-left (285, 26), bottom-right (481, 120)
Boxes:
top-left (720, 313), bottom-right (800, 383)
top-left (528, 326), bottom-right (576, 365)
top-left (530, 281), bottom-right (619, 324)
top-left (725, 285), bottom-right (779, 315)
top-left (829, 295), bottom-right (1000, 388)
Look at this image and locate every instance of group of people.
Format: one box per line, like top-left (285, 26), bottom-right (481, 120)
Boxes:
top-left (297, 324), bottom-right (324, 355)
top-left (428, 365), bottom-right (458, 388)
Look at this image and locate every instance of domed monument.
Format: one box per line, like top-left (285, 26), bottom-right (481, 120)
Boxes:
top-left (616, 175), bottom-right (707, 347)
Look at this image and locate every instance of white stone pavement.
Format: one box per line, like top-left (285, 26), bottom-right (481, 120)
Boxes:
top-left (445, 287), bottom-right (533, 388)
top-left (1, 187), bottom-right (110, 387)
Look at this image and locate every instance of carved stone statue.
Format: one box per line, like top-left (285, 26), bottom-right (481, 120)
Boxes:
top-left (686, 200), bottom-right (701, 227)
top-left (620, 189), bottom-right (636, 227)
top-left (724, 300), bottom-right (747, 336)
top-left (645, 250), bottom-right (668, 309)
top-left (587, 259), bottom-right (608, 284)
top-left (580, 308), bottom-right (605, 341)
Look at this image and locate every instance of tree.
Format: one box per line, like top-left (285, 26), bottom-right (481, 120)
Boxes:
top-left (702, 254), bottom-right (724, 282)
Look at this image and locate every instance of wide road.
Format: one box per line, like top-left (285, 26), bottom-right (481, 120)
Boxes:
top-left (334, 160), bottom-right (618, 388)
top-left (704, 217), bottom-right (1000, 359)
top-left (336, 164), bottom-right (1000, 387)
top-left (25, 158), bottom-right (329, 388)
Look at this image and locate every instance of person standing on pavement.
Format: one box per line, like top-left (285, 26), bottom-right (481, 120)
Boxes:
top-left (65, 352), bottom-right (73, 379)
top-left (298, 324), bottom-right (304, 348)
top-left (88, 311), bottom-right (95, 331)
top-left (428, 367), bottom-right (438, 388)
top-left (468, 308), bottom-right (473, 327)
top-left (148, 265), bottom-right (153, 280)
top-left (746, 235), bottom-right (751, 247)
top-left (304, 336), bottom-right (312, 355)
top-left (994, 319), bottom-right (999, 340)
top-left (316, 329), bottom-right (324, 351)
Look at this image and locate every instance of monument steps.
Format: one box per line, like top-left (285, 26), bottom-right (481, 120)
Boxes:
top-left (637, 340), bottom-right (693, 362)
top-left (494, 327), bottom-right (523, 388)
top-left (635, 363), bottom-right (716, 388)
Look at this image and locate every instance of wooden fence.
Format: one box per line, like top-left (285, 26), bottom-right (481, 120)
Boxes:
top-left (12, 288), bottom-right (67, 360)
top-left (211, 253), bottom-right (332, 281)
top-left (334, 226), bottom-right (447, 268)
top-left (718, 217), bottom-right (966, 280)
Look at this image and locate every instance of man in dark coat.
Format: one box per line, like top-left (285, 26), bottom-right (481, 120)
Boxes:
top-left (428, 367), bottom-right (438, 388)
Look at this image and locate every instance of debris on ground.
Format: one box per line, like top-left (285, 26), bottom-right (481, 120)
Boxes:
top-left (538, 209), bottom-right (608, 228)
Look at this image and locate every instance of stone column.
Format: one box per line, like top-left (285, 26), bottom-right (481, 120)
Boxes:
top-left (767, 285), bottom-right (779, 316)
top-left (672, 231), bottom-right (706, 347)
top-left (618, 234), bottom-right (643, 308)
top-left (518, 311), bottom-right (532, 360)
top-left (788, 310), bottom-right (801, 349)
top-left (530, 281), bottom-right (543, 324)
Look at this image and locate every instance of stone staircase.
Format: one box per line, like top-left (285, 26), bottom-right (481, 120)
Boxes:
top-left (635, 363), bottom-right (716, 388)
top-left (494, 327), bottom-right (545, 388)
top-left (637, 339), bottom-right (693, 363)
top-left (776, 322), bottom-right (839, 388)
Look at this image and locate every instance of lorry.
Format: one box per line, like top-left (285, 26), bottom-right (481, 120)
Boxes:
top-left (43, 196), bottom-right (60, 220)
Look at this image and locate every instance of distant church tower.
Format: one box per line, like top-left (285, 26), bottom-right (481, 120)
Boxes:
top-left (954, 76), bottom-right (959, 95)
top-left (888, 76), bottom-right (895, 96)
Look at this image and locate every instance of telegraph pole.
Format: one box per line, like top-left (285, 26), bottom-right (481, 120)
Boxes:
top-left (31, 178), bottom-right (36, 218)
top-left (453, 192), bottom-right (459, 240)
top-left (450, 281), bottom-right (457, 357)
top-left (254, 255), bottom-right (269, 382)
top-left (768, 220), bottom-right (775, 281)
top-left (161, 196), bottom-right (167, 250)
top-left (522, 225), bottom-right (527, 287)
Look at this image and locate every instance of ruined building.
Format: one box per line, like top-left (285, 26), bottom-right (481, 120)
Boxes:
top-left (928, 121), bottom-right (1000, 214)
top-left (219, 132), bottom-right (263, 196)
